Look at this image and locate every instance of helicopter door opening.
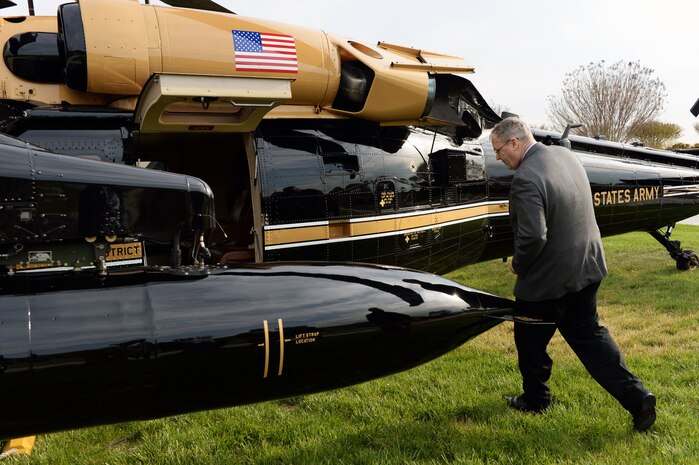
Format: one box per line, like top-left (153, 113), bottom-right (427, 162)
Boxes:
top-left (131, 74), bottom-right (291, 265)
top-left (136, 132), bottom-right (257, 265)
top-left (204, 135), bottom-right (257, 265)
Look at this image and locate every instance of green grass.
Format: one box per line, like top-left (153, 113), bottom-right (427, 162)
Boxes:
top-left (9, 226), bottom-right (699, 464)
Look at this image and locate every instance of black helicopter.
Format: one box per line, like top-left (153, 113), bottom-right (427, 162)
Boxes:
top-left (0, 0), bottom-right (697, 442)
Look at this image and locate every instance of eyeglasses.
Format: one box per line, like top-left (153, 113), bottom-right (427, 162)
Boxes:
top-left (494, 138), bottom-right (515, 155)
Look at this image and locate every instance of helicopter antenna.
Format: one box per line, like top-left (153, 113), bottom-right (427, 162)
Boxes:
top-left (560, 123), bottom-right (582, 150)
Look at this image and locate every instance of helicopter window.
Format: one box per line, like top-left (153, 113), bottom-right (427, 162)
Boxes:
top-left (3, 32), bottom-right (63, 83)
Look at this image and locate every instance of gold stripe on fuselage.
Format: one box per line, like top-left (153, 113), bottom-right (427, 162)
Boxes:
top-left (264, 201), bottom-right (509, 249)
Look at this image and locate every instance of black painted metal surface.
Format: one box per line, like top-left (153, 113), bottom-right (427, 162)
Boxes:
top-left (0, 136), bottom-right (213, 245)
top-left (256, 122), bottom-right (489, 274)
top-left (256, 122), bottom-right (699, 271)
top-left (0, 262), bottom-right (512, 438)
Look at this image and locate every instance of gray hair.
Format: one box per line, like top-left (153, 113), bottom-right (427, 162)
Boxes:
top-left (491, 117), bottom-right (533, 142)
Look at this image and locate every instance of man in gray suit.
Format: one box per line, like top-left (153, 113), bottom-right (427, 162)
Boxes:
top-left (490, 117), bottom-right (656, 432)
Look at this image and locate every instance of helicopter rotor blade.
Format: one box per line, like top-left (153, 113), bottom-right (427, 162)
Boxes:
top-left (0, 1), bottom-right (18, 10)
top-left (158, 0), bottom-right (234, 14)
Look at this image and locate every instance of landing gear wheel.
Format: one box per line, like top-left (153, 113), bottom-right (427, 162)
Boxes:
top-left (676, 250), bottom-right (699, 271)
top-left (649, 228), bottom-right (698, 271)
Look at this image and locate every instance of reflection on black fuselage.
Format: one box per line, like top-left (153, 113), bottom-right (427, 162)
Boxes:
top-left (257, 123), bottom-right (699, 273)
top-left (0, 262), bottom-right (512, 438)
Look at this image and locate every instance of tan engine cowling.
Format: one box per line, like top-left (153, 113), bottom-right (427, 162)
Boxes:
top-left (1, 0), bottom-right (499, 130)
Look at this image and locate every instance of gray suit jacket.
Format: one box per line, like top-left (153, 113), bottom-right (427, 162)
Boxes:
top-left (509, 142), bottom-right (607, 301)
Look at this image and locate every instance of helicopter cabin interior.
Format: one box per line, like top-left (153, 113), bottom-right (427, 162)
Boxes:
top-left (136, 132), bottom-right (258, 266)
top-left (129, 74), bottom-right (294, 266)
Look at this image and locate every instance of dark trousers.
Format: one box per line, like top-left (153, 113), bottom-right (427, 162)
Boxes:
top-left (514, 280), bottom-right (647, 412)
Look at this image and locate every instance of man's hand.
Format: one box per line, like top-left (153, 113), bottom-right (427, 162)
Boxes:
top-left (509, 261), bottom-right (517, 275)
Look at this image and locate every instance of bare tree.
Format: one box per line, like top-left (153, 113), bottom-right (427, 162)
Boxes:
top-left (547, 60), bottom-right (666, 142)
top-left (694, 122), bottom-right (699, 134)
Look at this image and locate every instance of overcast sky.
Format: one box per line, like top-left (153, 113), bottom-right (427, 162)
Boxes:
top-left (7, 0), bottom-right (699, 144)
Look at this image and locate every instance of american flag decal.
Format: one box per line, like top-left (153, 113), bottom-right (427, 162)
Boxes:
top-left (233, 30), bottom-right (298, 73)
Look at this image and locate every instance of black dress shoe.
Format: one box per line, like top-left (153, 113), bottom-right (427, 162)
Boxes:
top-left (632, 392), bottom-right (656, 432)
top-left (504, 395), bottom-right (550, 413)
